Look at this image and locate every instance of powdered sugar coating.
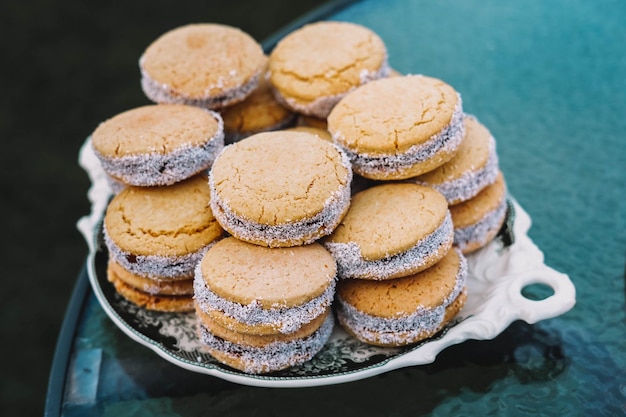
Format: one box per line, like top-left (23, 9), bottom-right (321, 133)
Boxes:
top-left (324, 212), bottom-right (454, 280)
top-left (194, 262), bottom-right (336, 334)
top-left (270, 60), bottom-right (390, 118)
top-left (140, 57), bottom-right (262, 110)
top-left (413, 133), bottom-right (499, 205)
top-left (198, 312), bottom-right (334, 374)
top-left (208, 145), bottom-right (353, 247)
top-left (104, 224), bottom-right (216, 279)
top-left (336, 249), bottom-right (467, 345)
top-left (336, 96), bottom-right (464, 178)
top-left (92, 114), bottom-right (224, 186)
top-left (454, 196), bottom-right (508, 251)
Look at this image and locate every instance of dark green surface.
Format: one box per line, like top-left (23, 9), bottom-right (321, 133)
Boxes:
top-left (15, 0), bottom-right (626, 415)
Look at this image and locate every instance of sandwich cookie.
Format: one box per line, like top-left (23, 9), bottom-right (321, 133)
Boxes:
top-left (328, 75), bottom-right (464, 180)
top-left (323, 183), bottom-right (453, 280)
top-left (194, 237), bottom-right (336, 373)
top-left (91, 104), bottom-right (224, 187)
top-left (220, 59), bottom-right (296, 143)
top-left (450, 171), bottom-right (508, 254)
top-left (107, 260), bottom-right (194, 312)
top-left (104, 174), bottom-right (224, 283)
top-left (268, 21), bottom-right (389, 118)
top-left (335, 248), bottom-right (468, 347)
top-left (209, 130), bottom-right (352, 247)
top-left (196, 309), bottom-right (333, 374)
top-left (140, 24), bottom-right (265, 110)
top-left (411, 115), bottom-right (499, 204)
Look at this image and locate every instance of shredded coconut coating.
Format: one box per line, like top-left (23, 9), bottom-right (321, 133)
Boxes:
top-left (141, 61), bottom-right (262, 110)
top-left (208, 146), bottom-right (353, 247)
top-left (198, 312), bottom-right (334, 374)
top-left (270, 60), bottom-right (391, 119)
top-left (413, 135), bottom-right (499, 205)
top-left (194, 262), bottom-right (336, 334)
top-left (92, 123), bottom-right (224, 187)
top-left (324, 212), bottom-right (454, 280)
top-left (104, 224), bottom-right (215, 279)
top-left (337, 97), bottom-right (464, 179)
top-left (336, 249), bottom-right (467, 345)
top-left (454, 196), bottom-right (508, 251)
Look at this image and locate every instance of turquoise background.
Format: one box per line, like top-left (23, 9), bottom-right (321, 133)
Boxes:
top-left (330, 0), bottom-right (626, 414)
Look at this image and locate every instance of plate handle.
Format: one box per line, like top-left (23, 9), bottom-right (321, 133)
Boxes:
top-left (507, 267), bottom-right (576, 324)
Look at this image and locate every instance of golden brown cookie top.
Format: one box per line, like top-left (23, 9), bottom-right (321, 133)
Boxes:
top-left (141, 24), bottom-right (265, 99)
top-left (210, 130), bottom-right (351, 225)
top-left (450, 172), bottom-right (506, 228)
top-left (92, 104), bottom-right (222, 157)
top-left (104, 174), bottom-right (223, 256)
top-left (416, 116), bottom-right (494, 185)
top-left (198, 237), bottom-right (336, 308)
top-left (337, 248), bottom-right (464, 318)
top-left (268, 21), bottom-right (387, 105)
top-left (325, 183), bottom-right (449, 260)
top-left (328, 75), bottom-right (460, 155)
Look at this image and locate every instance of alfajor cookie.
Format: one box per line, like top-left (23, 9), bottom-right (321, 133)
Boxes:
top-left (268, 21), bottom-right (389, 118)
top-left (323, 183), bottom-right (453, 280)
top-left (103, 174), bottom-right (224, 281)
top-left (220, 59), bottom-right (296, 143)
top-left (196, 308), bottom-right (334, 374)
top-left (140, 24), bottom-right (265, 110)
top-left (410, 115), bottom-right (499, 205)
top-left (194, 237), bottom-right (336, 373)
top-left (328, 75), bottom-right (464, 180)
top-left (450, 171), bottom-right (508, 254)
top-left (91, 104), bottom-right (224, 187)
top-left (335, 248), bottom-right (468, 347)
top-left (209, 130), bottom-right (352, 247)
top-left (107, 260), bottom-right (194, 313)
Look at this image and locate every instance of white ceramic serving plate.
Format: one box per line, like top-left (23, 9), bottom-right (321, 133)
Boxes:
top-left (77, 139), bottom-right (575, 388)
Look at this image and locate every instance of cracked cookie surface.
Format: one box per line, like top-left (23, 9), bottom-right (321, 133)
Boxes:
top-left (140, 24), bottom-right (265, 108)
top-left (268, 21), bottom-right (388, 117)
top-left (328, 75), bottom-right (464, 179)
top-left (209, 130), bottom-right (352, 246)
top-left (91, 104), bottom-right (224, 186)
top-left (104, 174), bottom-right (224, 257)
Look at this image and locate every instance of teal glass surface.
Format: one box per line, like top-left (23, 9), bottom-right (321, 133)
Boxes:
top-left (57, 0), bottom-right (625, 416)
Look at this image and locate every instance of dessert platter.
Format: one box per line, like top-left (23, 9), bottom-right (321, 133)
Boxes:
top-left (76, 19), bottom-right (575, 387)
top-left (77, 138), bottom-right (575, 387)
